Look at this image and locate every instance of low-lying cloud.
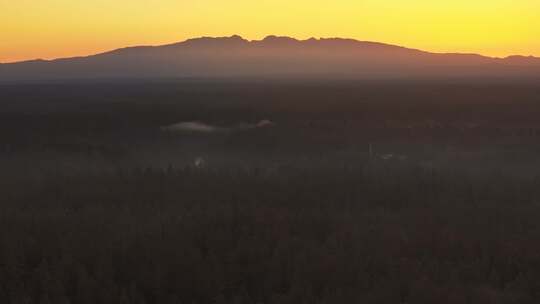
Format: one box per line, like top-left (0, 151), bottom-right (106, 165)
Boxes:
top-left (161, 120), bottom-right (274, 133)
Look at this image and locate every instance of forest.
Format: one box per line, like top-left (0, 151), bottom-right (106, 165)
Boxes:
top-left (1, 80), bottom-right (540, 303)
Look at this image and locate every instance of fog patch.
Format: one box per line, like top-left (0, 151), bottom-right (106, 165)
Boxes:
top-left (161, 121), bottom-right (224, 133)
top-left (255, 119), bottom-right (274, 128)
top-left (194, 157), bottom-right (207, 169)
top-left (161, 120), bottom-right (274, 133)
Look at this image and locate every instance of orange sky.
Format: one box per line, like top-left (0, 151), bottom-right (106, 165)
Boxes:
top-left (1, 0), bottom-right (539, 63)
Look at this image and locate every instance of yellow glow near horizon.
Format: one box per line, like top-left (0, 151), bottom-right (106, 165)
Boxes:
top-left (1, 0), bottom-right (539, 63)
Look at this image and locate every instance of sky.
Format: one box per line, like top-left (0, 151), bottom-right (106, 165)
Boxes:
top-left (1, 0), bottom-right (539, 63)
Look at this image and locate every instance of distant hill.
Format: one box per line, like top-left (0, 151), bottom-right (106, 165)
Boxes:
top-left (1, 35), bottom-right (540, 82)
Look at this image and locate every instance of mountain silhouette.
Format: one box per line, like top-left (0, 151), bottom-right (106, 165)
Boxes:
top-left (1, 35), bottom-right (539, 82)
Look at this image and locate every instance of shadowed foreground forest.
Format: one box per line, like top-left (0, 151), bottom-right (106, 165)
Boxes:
top-left (1, 80), bottom-right (540, 303)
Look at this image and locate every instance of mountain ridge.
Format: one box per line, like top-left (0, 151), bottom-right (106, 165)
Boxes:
top-left (3, 35), bottom-right (537, 64)
top-left (1, 35), bottom-right (539, 82)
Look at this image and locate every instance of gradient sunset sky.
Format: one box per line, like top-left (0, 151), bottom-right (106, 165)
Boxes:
top-left (1, 0), bottom-right (539, 63)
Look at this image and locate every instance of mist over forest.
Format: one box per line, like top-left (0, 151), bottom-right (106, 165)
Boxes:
top-left (1, 79), bottom-right (540, 303)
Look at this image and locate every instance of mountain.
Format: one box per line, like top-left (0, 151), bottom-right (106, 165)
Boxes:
top-left (1, 35), bottom-right (540, 82)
